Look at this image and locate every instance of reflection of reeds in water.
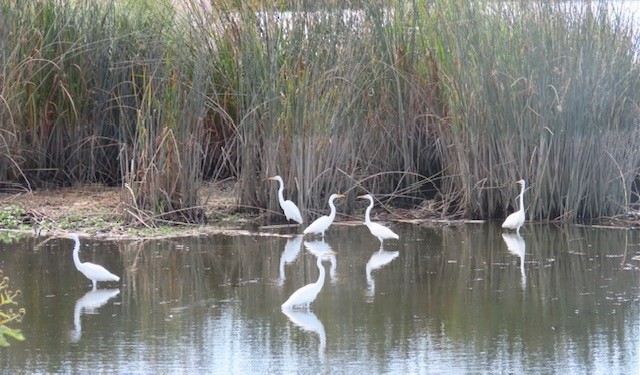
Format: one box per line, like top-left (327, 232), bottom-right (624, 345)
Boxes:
top-left (120, 239), bottom-right (210, 307)
top-left (432, 224), bottom-right (640, 351)
top-left (338, 223), bottom-right (638, 359)
top-left (117, 235), bottom-right (288, 322)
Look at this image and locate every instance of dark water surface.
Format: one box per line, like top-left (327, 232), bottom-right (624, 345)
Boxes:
top-left (0, 223), bottom-right (638, 372)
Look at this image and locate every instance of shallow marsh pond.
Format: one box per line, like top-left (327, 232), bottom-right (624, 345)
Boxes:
top-left (0, 223), bottom-right (638, 372)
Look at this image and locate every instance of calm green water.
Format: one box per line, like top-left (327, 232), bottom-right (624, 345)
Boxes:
top-left (0, 223), bottom-right (638, 372)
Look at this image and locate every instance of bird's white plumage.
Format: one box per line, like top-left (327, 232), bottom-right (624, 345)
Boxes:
top-left (502, 179), bottom-right (526, 234)
top-left (358, 194), bottom-right (399, 245)
top-left (281, 252), bottom-right (335, 310)
top-left (70, 234), bottom-right (120, 290)
top-left (303, 194), bottom-right (344, 237)
top-left (268, 175), bottom-right (303, 224)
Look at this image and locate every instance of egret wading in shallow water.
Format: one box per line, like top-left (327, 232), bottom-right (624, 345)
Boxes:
top-left (357, 194), bottom-right (399, 246)
top-left (268, 175), bottom-right (303, 224)
top-left (281, 252), bottom-right (337, 310)
top-left (303, 194), bottom-right (344, 238)
top-left (70, 234), bottom-right (120, 290)
top-left (502, 179), bottom-right (526, 235)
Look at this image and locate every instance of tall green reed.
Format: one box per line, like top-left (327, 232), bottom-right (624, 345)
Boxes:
top-left (0, 0), bottom-right (216, 223)
top-left (431, 1), bottom-right (640, 220)
top-left (196, 1), bottom-right (444, 223)
top-left (2, 0), bottom-right (639, 224)
top-left (1, 1), bottom-right (141, 186)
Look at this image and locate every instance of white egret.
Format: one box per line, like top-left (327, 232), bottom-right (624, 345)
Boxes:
top-left (357, 194), bottom-right (399, 246)
top-left (70, 234), bottom-right (120, 290)
top-left (268, 175), bottom-right (303, 224)
top-left (303, 194), bottom-right (344, 237)
top-left (281, 251), bottom-right (336, 310)
top-left (502, 179), bottom-right (526, 235)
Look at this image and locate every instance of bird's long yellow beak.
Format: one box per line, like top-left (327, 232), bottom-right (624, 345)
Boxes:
top-left (357, 194), bottom-right (367, 199)
top-left (336, 194), bottom-right (345, 198)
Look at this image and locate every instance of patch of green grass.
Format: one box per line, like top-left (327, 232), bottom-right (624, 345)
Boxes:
top-left (124, 224), bottom-right (185, 238)
top-left (0, 206), bottom-right (26, 229)
top-left (0, 231), bottom-right (27, 244)
top-left (58, 214), bottom-right (116, 231)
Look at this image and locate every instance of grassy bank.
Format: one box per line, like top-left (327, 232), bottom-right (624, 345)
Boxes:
top-left (1, 0), bottom-right (638, 224)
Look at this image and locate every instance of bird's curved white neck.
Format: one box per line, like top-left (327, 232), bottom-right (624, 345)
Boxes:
top-left (364, 197), bottom-right (374, 223)
top-left (328, 197), bottom-right (338, 220)
top-left (277, 179), bottom-right (286, 205)
top-left (72, 237), bottom-right (83, 269)
top-left (519, 182), bottom-right (525, 211)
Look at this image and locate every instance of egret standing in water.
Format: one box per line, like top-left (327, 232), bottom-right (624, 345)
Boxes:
top-left (502, 179), bottom-right (526, 235)
top-left (357, 194), bottom-right (399, 246)
top-left (70, 234), bottom-right (120, 290)
top-left (303, 194), bottom-right (344, 238)
top-left (281, 252), bottom-right (337, 310)
top-left (268, 175), bottom-right (303, 224)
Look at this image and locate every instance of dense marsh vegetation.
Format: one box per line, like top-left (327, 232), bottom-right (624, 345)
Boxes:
top-left (1, 0), bottom-right (639, 223)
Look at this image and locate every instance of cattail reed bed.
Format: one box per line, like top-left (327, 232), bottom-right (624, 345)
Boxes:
top-left (1, 0), bottom-right (639, 225)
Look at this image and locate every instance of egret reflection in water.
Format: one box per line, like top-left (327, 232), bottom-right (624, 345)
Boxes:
top-left (71, 288), bottom-right (120, 342)
top-left (281, 308), bottom-right (327, 360)
top-left (502, 233), bottom-right (527, 288)
top-left (279, 235), bottom-right (304, 287)
top-left (304, 240), bottom-right (337, 283)
top-left (365, 244), bottom-right (399, 300)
